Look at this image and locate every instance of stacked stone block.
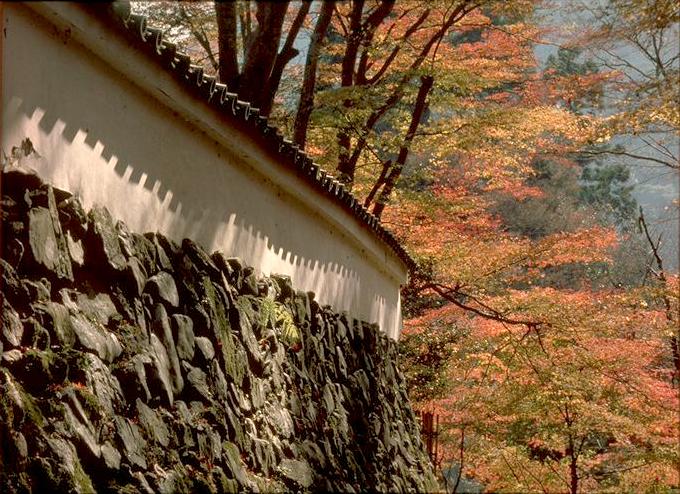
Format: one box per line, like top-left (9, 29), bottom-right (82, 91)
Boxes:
top-left (0, 165), bottom-right (437, 493)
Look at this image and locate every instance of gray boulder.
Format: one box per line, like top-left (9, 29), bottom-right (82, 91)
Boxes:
top-left (27, 185), bottom-right (73, 280)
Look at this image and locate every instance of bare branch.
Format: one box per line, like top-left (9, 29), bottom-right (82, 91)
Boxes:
top-left (422, 282), bottom-right (546, 329)
top-left (578, 148), bottom-right (679, 169)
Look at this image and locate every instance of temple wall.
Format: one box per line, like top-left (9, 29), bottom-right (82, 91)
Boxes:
top-left (1, 3), bottom-right (408, 339)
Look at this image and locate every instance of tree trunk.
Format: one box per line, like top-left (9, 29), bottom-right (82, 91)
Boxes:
top-left (238, 1), bottom-right (253, 61)
top-left (259, 2), bottom-right (310, 117)
top-left (372, 75), bottom-right (433, 219)
top-left (338, 1), bottom-right (474, 185)
top-left (215, 1), bottom-right (240, 90)
top-left (360, 8), bottom-right (431, 86)
top-left (363, 160), bottom-right (392, 208)
top-left (564, 406), bottom-right (579, 494)
top-left (293, 1), bottom-right (335, 148)
top-left (638, 208), bottom-right (680, 483)
top-left (451, 427), bottom-right (466, 494)
top-left (336, 0), bottom-right (396, 183)
top-left (354, 0), bottom-right (395, 83)
top-left (336, 0), bottom-right (365, 184)
top-left (569, 450), bottom-right (578, 494)
top-left (239, 1), bottom-right (290, 108)
top-left (340, 0), bottom-right (365, 87)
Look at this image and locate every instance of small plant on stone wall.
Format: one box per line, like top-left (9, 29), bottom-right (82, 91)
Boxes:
top-left (259, 297), bottom-right (301, 350)
top-left (274, 303), bottom-right (300, 349)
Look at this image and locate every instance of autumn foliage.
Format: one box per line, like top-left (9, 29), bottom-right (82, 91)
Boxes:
top-left (137, 1), bottom-right (678, 491)
top-left (390, 2), bottom-right (679, 491)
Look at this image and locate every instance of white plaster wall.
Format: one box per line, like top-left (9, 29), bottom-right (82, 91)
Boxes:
top-left (1, 3), bottom-right (408, 339)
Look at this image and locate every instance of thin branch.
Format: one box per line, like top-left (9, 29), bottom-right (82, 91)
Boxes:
top-left (333, 3), bottom-right (349, 36)
top-left (340, 1), bottom-right (480, 181)
top-left (639, 207), bottom-right (668, 286)
top-left (365, 8), bottom-right (431, 85)
top-left (180, 4), bottom-right (219, 70)
top-left (579, 149), bottom-right (679, 169)
top-left (639, 136), bottom-right (678, 162)
top-left (422, 282), bottom-right (546, 329)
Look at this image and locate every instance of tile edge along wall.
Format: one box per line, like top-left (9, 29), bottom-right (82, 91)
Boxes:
top-left (2, 2), bottom-right (413, 339)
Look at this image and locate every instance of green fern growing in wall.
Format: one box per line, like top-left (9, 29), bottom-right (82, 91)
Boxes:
top-left (275, 304), bottom-right (300, 347)
top-left (259, 297), bottom-right (277, 328)
top-left (258, 298), bottom-right (300, 347)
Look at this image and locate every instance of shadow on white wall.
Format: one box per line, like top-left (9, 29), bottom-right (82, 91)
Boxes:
top-left (2, 4), bottom-right (401, 336)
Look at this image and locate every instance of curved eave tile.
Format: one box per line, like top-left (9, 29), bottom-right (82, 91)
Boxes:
top-left (91, 2), bottom-right (417, 273)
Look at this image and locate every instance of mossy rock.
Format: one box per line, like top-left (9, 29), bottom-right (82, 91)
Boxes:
top-left (0, 368), bottom-right (46, 429)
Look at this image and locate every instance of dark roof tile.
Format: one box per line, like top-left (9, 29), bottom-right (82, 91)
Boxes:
top-left (90, 2), bottom-right (417, 272)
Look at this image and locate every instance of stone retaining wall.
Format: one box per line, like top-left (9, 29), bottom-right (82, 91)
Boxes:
top-left (0, 166), bottom-right (437, 492)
